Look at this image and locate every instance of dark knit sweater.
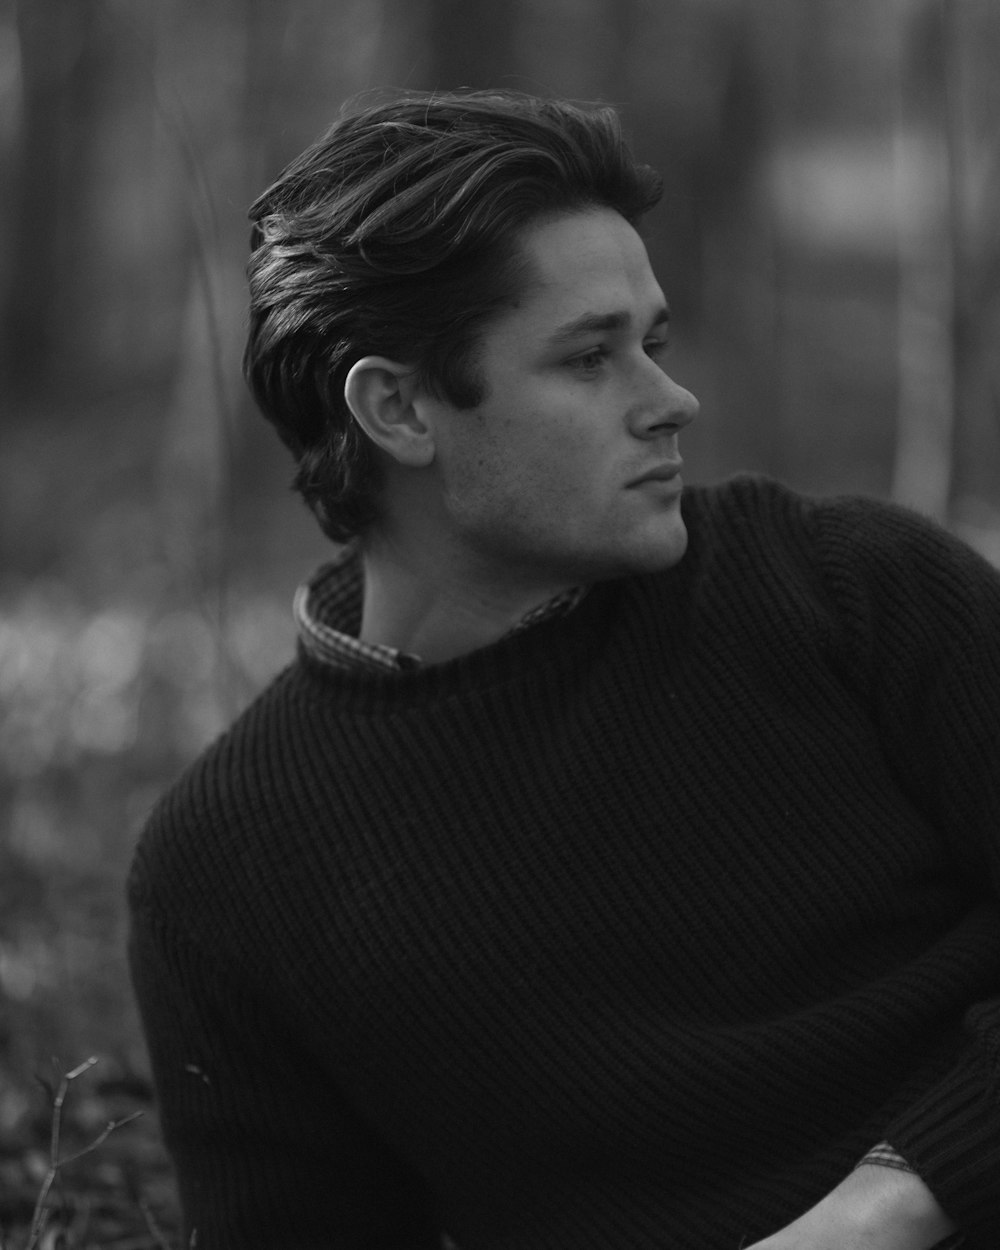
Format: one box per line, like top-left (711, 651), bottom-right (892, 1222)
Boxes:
top-left (128, 476), bottom-right (1000, 1250)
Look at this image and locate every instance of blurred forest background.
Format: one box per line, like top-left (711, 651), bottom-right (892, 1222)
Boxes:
top-left (2, 0), bottom-right (1000, 1243)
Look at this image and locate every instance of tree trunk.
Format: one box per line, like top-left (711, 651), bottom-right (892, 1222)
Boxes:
top-left (3, 0), bottom-right (112, 398)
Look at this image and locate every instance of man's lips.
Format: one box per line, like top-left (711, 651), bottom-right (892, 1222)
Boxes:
top-left (628, 459), bottom-right (684, 487)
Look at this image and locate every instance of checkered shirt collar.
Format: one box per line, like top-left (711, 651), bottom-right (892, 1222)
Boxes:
top-left (294, 546), bottom-right (587, 674)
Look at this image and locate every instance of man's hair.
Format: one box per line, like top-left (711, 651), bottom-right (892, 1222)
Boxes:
top-left (243, 89), bottom-right (663, 542)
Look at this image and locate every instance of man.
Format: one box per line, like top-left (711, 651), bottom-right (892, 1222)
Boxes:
top-left (128, 90), bottom-right (999, 1248)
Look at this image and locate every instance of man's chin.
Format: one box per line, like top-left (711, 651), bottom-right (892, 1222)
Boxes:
top-left (628, 521), bottom-right (689, 574)
top-left (586, 523), bottom-right (689, 583)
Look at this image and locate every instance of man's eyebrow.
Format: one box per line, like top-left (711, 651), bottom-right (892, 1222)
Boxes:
top-left (547, 306), bottom-right (670, 345)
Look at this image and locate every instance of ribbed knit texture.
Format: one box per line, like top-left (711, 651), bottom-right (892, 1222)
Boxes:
top-left (128, 476), bottom-right (1000, 1249)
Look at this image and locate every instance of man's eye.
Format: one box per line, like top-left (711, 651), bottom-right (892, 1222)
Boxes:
top-left (644, 338), bottom-right (669, 359)
top-left (569, 347), bottom-right (608, 372)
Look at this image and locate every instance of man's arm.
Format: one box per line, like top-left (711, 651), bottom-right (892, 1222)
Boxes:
top-left (128, 898), bottom-right (440, 1250)
top-left (794, 495), bottom-right (1000, 1248)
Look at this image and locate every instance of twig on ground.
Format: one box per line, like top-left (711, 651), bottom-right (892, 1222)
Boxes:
top-left (24, 1058), bottom-right (143, 1250)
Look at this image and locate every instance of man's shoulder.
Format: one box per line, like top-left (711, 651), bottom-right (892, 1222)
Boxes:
top-left (160, 658), bottom-right (307, 803)
top-left (678, 474), bottom-right (820, 571)
top-left (683, 473), bottom-right (811, 532)
top-left (128, 658), bottom-right (322, 909)
top-left (679, 475), bottom-right (1000, 626)
top-left (682, 473), bottom-right (958, 555)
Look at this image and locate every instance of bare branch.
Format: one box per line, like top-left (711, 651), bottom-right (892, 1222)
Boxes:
top-left (24, 1059), bottom-right (141, 1250)
top-left (56, 1111), bottom-right (144, 1168)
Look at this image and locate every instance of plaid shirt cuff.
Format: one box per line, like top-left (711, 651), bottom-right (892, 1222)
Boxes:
top-left (855, 1142), bottom-right (965, 1249)
top-left (855, 1140), bottom-right (915, 1173)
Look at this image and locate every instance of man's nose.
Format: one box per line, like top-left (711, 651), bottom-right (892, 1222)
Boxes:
top-left (630, 368), bottom-right (700, 438)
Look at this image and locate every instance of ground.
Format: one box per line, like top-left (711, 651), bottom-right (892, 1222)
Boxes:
top-left (0, 390), bottom-right (328, 1247)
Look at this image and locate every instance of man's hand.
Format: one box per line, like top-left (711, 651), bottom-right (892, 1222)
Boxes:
top-left (743, 1163), bottom-right (957, 1250)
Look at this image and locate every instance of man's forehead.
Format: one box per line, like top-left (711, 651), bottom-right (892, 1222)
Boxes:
top-left (509, 209), bottom-right (667, 330)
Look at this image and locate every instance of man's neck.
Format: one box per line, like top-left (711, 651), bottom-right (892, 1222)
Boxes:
top-left (359, 536), bottom-right (576, 665)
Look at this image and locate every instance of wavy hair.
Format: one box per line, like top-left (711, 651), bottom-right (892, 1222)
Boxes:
top-left (243, 90), bottom-right (663, 542)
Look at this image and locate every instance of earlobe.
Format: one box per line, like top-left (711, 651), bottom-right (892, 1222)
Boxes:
top-left (344, 356), bottom-right (435, 467)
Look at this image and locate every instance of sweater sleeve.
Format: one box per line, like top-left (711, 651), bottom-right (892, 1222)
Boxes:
top-left (811, 495), bottom-right (1000, 1247)
top-left (127, 888), bottom-right (441, 1250)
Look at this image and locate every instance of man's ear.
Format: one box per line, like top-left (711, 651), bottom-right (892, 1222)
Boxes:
top-left (344, 357), bottom-right (434, 467)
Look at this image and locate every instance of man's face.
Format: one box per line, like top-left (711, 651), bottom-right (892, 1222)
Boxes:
top-left (420, 207), bottom-right (699, 594)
